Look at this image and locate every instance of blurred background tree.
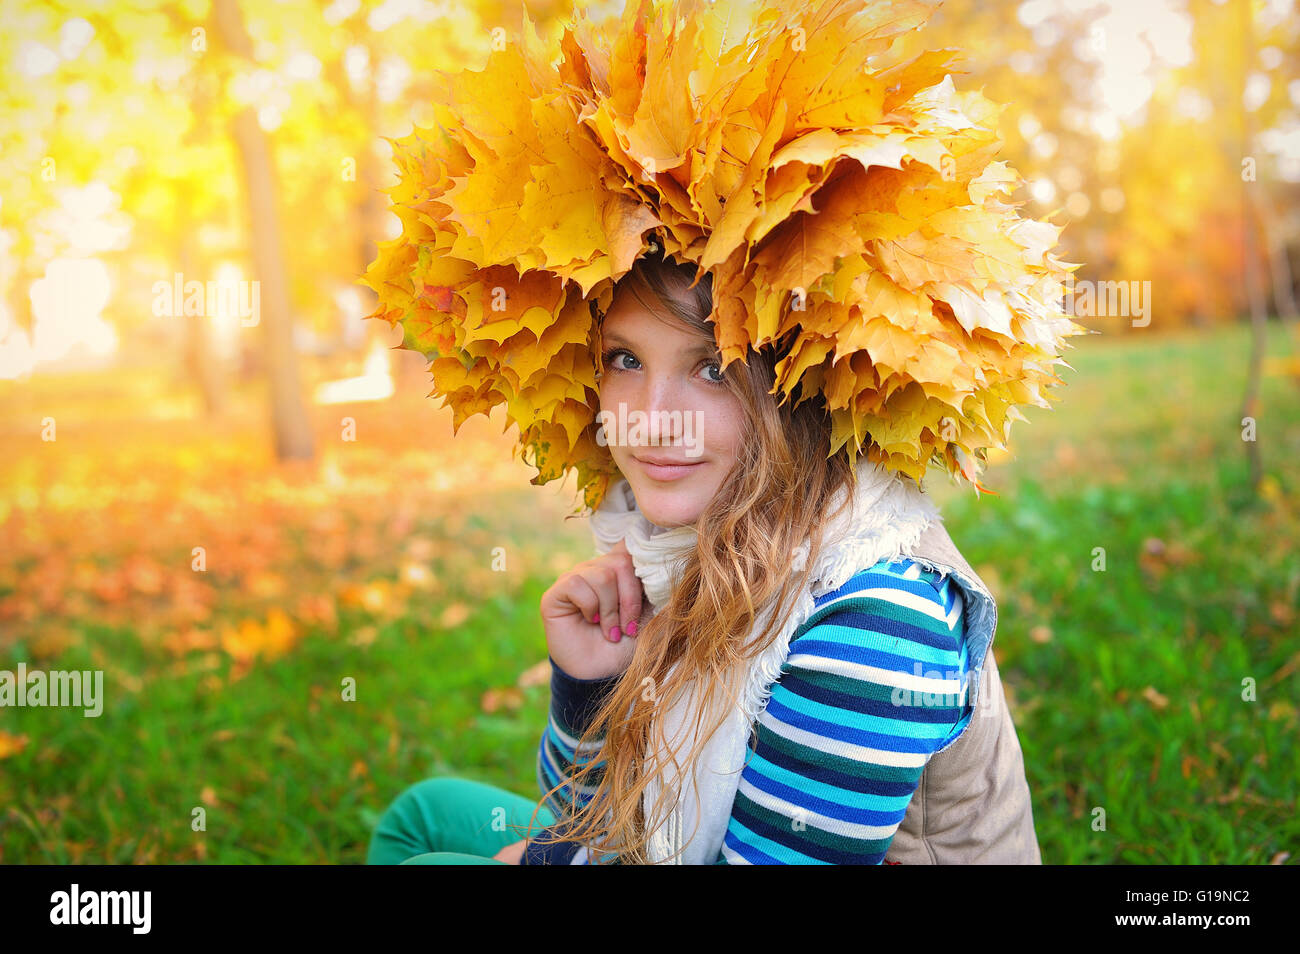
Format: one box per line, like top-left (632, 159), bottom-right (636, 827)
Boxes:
top-left (2, 0), bottom-right (1297, 438)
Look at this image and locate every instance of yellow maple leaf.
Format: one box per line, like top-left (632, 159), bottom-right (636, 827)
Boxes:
top-left (364, 0), bottom-right (1089, 510)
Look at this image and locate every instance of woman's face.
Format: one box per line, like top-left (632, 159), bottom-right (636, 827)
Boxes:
top-left (596, 287), bottom-right (746, 529)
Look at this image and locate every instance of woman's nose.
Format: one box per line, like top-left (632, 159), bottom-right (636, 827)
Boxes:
top-left (638, 375), bottom-right (685, 446)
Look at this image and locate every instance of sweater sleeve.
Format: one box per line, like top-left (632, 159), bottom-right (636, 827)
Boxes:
top-left (523, 656), bottom-right (621, 865)
top-left (715, 559), bottom-right (973, 865)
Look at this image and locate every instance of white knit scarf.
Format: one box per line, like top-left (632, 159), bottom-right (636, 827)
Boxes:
top-left (587, 455), bottom-right (942, 864)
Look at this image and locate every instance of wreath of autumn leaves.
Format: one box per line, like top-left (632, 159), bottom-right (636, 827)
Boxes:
top-left (361, 0), bottom-right (1090, 514)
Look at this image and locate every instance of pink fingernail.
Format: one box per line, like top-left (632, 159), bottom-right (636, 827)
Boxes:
top-left (626, 620), bottom-right (637, 636)
top-left (593, 613), bottom-right (600, 624)
top-left (610, 625), bottom-right (621, 641)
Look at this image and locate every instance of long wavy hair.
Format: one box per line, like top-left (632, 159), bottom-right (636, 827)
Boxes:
top-left (525, 247), bottom-right (858, 864)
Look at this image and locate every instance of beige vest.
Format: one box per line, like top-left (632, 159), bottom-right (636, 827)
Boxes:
top-left (881, 517), bottom-right (1042, 864)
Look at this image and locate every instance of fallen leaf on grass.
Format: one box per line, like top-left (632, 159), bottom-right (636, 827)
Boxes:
top-left (295, 593), bottom-right (338, 631)
top-left (90, 569), bottom-right (128, 604)
top-left (339, 580), bottom-right (394, 615)
top-left (123, 555), bottom-right (166, 596)
top-left (1138, 537), bottom-right (1197, 581)
top-left (1210, 785), bottom-right (1241, 804)
top-left (1267, 700), bottom-right (1296, 723)
top-left (480, 687), bottom-right (524, 713)
top-left (28, 627), bottom-right (75, 659)
top-left (1264, 650), bottom-right (1300, 688)
top-left (349, 625), bottom-right (378, 647)
top-left (400, 561), bottom-right (436, 589)
top-left (162, 626), bottom-right (218, 656)
top-left (440, 603), bottom-right (471, 628)
top-left (405, 537), bottom-right (436, 561)
top-left (248, 571), bottom-right (289, 599)
top-left (219, 608), bottom-right (301, 663)
top-left (199, 673), bottom-right (224, 693)
top-left (517, 660), bottom-right (551, 688)
top-left (973, 564), bottom-right (1002, 602)
top-left (221, 618), bottom-right (265, 662)
top-left (1142, 686), bottom-right (1169, 710)
top-left (0, 730), bottom-right (30, 759)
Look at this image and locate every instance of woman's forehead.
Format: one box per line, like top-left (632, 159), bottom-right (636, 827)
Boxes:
top-left (603, 294), bottom-right (708, 336)
top-left (601, 316), bottom-right (717, 355)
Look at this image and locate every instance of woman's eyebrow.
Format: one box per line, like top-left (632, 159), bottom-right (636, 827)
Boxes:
top-left (602, 333), bottom-right (718, 357)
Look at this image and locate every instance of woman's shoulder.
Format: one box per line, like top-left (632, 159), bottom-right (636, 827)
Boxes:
top-left (796, 556), bottom-right (965, 650)
top-left (774, 556), bottom-right (972, 741)
top-left (814, 556), bottom-right (961, 612)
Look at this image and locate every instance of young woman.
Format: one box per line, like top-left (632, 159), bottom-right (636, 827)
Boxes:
top-left (366, 248), bottom-right (1042, 865)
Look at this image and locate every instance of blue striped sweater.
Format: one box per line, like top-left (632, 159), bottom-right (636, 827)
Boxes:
top-left (525, 557), bottom-right (973, 865)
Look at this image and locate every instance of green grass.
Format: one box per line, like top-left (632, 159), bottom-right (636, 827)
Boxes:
top-left (2, 321), bottom-right (1298, 863)
top-left (927, 320), bottom-right (1300, 863)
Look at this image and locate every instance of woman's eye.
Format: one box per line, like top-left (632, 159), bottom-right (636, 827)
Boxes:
top-left (604, 349), bottom-right (638, 371)
top-left (601, 348), bottom-right (722, 382)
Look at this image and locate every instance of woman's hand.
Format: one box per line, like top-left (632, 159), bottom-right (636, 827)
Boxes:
top-left (493, 839), bottom-right (527, 864)
top-left (540, 539), bottom-right (649, 680)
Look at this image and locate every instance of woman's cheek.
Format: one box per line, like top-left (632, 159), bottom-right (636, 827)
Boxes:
top-left (703, 396), bottom-right (745, 465)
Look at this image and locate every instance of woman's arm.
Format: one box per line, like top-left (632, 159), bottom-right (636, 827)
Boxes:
top-left (536, 655), bottom-right (620, 816)
top-left (716, 559), bottom-right (972, 865)
top-left (524, 657), bottom-right (622, 864)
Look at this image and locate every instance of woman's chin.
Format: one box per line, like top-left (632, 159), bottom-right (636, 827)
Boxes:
top-left (627, 482), bottom-right (705, 530)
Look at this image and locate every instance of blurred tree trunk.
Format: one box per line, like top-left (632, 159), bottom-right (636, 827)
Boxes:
top-left (1238, 0), bottom-right (1266, 497)
top-left (318, 16), bottom-right (411, 384)
top-left (349, 36), bottom-right (399, 385)
top-left (316, 15), bottom-right (386, 291)
top-left (1258, 200), bottom-right (1298, 325)
top-left (175, 39), bottom-right (228, 417)
top-left (212, 0), bottom-right (314, 460)
top-left (7, 266), bottom-right (34, 336)
top-left (178, 211), bottom-right (227, 417)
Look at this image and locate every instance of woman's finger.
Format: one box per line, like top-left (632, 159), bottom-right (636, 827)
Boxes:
top-left (608, 550), bottom-right (644, 637)
top-left (549, 573), bottom-right (600, 626)
top-left (585, 564), bottom-right (622, 641)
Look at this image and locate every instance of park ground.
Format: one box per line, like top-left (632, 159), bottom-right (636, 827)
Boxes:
top-left (0, 321), bottom-right (1297, 863)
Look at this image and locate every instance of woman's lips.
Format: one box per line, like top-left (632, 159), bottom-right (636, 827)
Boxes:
top-left (634, 456), bottom-right (706, 481)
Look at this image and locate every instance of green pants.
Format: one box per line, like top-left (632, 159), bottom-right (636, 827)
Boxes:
top-left (366, 776), bottom-right (557, 865)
